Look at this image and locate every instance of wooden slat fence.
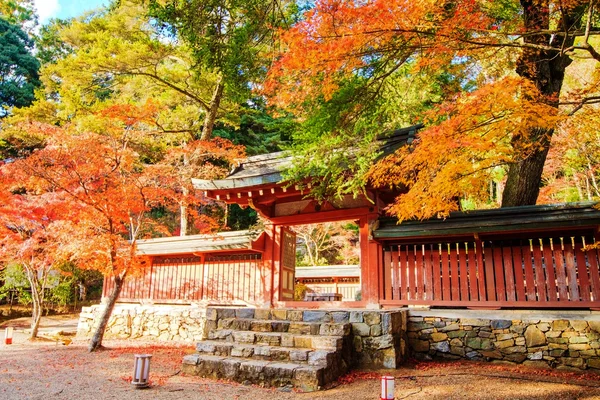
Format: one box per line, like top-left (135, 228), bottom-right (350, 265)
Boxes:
top-left (382, 234), bottom-right (600, 308)
top-left (103, 253), bottom-right (265, 304)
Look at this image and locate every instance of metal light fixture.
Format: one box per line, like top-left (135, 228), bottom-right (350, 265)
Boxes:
top-left (131, 354), bottom-right (152, 389)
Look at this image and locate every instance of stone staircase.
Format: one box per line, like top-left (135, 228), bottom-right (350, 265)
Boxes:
top-left (181, 307), bottom-right (354, 391)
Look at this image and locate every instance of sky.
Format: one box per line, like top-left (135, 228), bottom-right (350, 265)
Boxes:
top-left (34, 0), bottom-right (109, 24)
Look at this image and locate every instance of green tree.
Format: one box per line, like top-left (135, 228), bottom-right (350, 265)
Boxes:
top-left (0, 17), bottom-right (40, 116)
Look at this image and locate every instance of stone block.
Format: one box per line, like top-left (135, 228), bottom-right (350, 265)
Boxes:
top-left (364, 334), bottom-right (394, 350)
top-left (466, 337), bottom-right (493, 350)
top-left (216, 308), bottom-right (236, 320)
top-left (450, 346), bottom-right (465, 356)
top-left (432, 341), bottom-right (450, 353)
top-left (496, 333), bottom-right (514, 341)
top-left (254, 309), bottom-right (271, 320)
top-left (568, 343), bottom-right (591, 351)
top-left (570, 320), bottom-right (588, 332)
top-left (294, 336), bottom-right (313, 348)
top-left (462, 318), bottom-right (491, 327)
top-left (536, 322), bottom-right (551, 332)
top-left (491, 320), bottom-right (512, 329)
top-left (450, 338), bottom-right (463, 346)
top-left (289, 322), bottom-right (315, 335)
top-left (320, 323), bottom-right (350, 336)
top-left (525, 325), bottom-right (546, 347)
top-left (561, 331), bottom-right (578, 338)
top-left (231, 320), bottom-right (252, 331)
top-left (478, 331), bottom-right (493, 338)
top-left (527, 351), bottom-right (543, 360)
top-left (569, 336), bottom-right (589, 344)
top-left (552, 320), bottom-right (570, 331)
top-left (408, 322), bottom-right (434, 331)
top-left (308, 350), bottom-right (333, 366)
top-left (466, 351), bottom-right (483, 360)
top-left (504, 354), bottom-right (527, 363)
top-left (206, 308), bottom-right (218, 321)
top-left (502, 346), bottom-right (526, 354)
top-left (239, 360), bottom-right (270, 380)
top-left (236, 308), bottom-right (255, 319)
top-left (439, 323), bottom-right (460, 332)
top-left (254, 346), bottom-right (271, 357)
top-left (587, 358), bottom-right (600, 369)
top-left (271, 309), bottom-right (288, 320)
top-left (255, 333), bottom-right (281, 346)
top-left (431, 332), bottom-right (448, 342)
top-left (545, 330), bottom-right (562, 338)
top-left (494, 339), bottom-right (515, 349)
top-left (349, 311), bottom-right (363, 323)
top-left (311, 336), bottom-right (342, 350)
top-left (560, 357), bottom-right (585, 368)
top-left (370, 324), bottom-right (382, 337)
top-left (219, 358), bottom-right (241, 379)
top-left (231, 345), bottom-right (254, 358)
top-left (264, 362), bottom-right (299, 386)
top-left (509, 321), bottom-right (525, 335)
top-left (303, 311), bottom-right (330, 323)
top-left (281, 333), bottom-right (295, 347)
top-left (589, 321), bottom-right (600, 333)
top-left (331, 311), bottom-right (350, 323)
top-left (480, 350), bottom-right (502, 359)
top-left (182, 354), bottom-right (200, 365)
top-left (196, 342), bottom-right (216, 353)
top-left (409, 339), bottom-right (430, 352)
top-left (288, 310), bottom-right (304, 321)
top-left (233, 331), bottom-right (255, 344)
top-left (363, 312), bottom-right (381, 326)
top-left (290, 349), bottom-right (309, 362)
top-left (271, 321), bottom-right (290, 333)
top-left (352, 323), bottom-right (371, 337)
top-left (293, 367), bottom-right (323, 392)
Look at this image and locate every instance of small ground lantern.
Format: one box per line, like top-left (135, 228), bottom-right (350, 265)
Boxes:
top-left (4, 327), bottom-right (13, 345)
top-left (381, 375), bottom-right (395, 400)
top-left (131, 354), bottom-right (152, 389)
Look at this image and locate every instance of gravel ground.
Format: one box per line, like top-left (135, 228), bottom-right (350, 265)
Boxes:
top-left (1, 317), bottom-right (600, 400)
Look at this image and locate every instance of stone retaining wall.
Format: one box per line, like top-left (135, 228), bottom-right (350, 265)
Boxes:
top-left (77, 304), bottom-right (207, 342)
top-left (407, 310), bottom-right (600, 371)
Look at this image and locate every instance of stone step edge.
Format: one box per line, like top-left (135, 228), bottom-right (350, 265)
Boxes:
top-left (207, 307), bottom-right (356, 324)
top-left (216, 318), bottom-right (351, 335)
top-left (181, 354), bottom-right (325, 392)
top-left (207, 330), bottom-right (344, 349)
top-left (195, 340), bottom-right (338, 365)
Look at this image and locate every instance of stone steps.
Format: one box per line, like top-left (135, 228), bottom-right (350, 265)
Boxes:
top-left (207, 329), bottom-right (344, 349)
top-left (182, 354), bottom-right (326, 391)
top-left (181, 307), bottom-right (359, 391)
top-left (195, 340), bottom-right (338, 364)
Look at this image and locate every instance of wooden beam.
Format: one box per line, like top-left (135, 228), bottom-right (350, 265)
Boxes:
top-left (270, 207), bottom-right (371, 226)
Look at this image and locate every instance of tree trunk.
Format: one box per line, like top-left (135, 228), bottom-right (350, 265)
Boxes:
top-left (88, 274), bottom-right (125, 352)
top-left (24, 266), bottom-right (44, 339)
top-left (180, 188), bottom-right (189, 237)
top-left (200, 75), bottom-right (224, 141)
top-left (502, 2), bottom-right (578, 207)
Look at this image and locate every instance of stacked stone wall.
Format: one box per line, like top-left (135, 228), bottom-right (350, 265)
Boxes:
top-left (77, 304), bottom-right (207, 342)
top-left (407, 311), bottom-right (600, 371)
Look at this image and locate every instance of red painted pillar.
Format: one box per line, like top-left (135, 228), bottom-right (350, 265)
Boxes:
top-left (360, 214), bottom-right (382, 307)
top-left (262, 223), bottom-right (275, 307)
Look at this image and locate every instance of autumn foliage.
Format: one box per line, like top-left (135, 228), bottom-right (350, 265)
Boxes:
top-left (265, 0), bottom-right (600, 217)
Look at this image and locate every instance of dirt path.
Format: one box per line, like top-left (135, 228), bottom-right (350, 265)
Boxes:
top-left (2, 333), bottom-right (600, 400)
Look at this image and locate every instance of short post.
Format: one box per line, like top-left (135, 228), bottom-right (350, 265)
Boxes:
top-left (381, 375), bottom-right (395, 400)
top-left (131, 354), bottom-right (152, 389)
top-left (4, 327), bottom-right (13, 345)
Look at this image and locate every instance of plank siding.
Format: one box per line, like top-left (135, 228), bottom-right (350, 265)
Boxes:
top-left (383, 234), bottom-right (600, 308)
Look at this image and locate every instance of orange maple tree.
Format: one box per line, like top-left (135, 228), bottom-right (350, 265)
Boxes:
top-left (265, 0), bottom-right (600, 219)
top-left (0, 188), bottom-right (67, 339)
top-left (2, 102), bottom-right (238, 350)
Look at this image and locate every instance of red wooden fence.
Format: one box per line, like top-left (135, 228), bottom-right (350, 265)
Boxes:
top-left (103, 253), bottom-right (265, 304)
top-left (382, 235), bottom-right (600, 308)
